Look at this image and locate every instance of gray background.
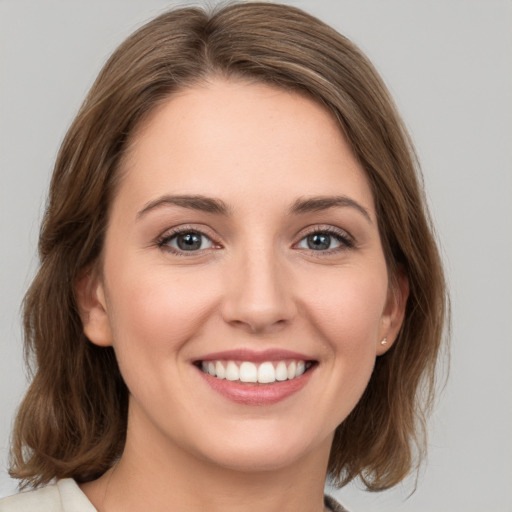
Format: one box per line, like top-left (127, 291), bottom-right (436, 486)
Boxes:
top-left (1, 1), bottom-right (511, 510)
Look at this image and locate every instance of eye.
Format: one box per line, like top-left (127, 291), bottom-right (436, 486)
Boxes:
top-left (296, 229), bottom-right (353, 252)
top-left (158, 230), bottom-right (214, 252)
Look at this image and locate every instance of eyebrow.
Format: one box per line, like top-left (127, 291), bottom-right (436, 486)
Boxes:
top-left (137, 194), bottom-right (230, 218)
top-left (289, 195), bottom-right (373, 224)
top-left (136, 193), bottom-right (372, 224)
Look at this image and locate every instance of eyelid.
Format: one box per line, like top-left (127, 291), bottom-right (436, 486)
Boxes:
top-left (155, 224), bottom-right (222, 255)
top-left (153, 223), bottom-right (355, 256)
top-left (293, 224), bottom-right (355, 251)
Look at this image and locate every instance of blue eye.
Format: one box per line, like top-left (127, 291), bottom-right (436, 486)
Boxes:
top-left (160, 231), bottom-right (213, 252)
top-left (297, 230), bottom-right (352, 251)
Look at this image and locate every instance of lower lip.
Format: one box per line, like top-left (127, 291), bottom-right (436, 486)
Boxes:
top-left (196, 366), bottom-right (315, 406)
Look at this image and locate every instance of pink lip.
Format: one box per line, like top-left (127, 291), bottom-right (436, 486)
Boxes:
top-left (195, 348), bottom-right (314, 363)
top-left (197, 370), bottom-right (314, 405)
top-left (194, 349), bottom-right (317, 405)
top-left (195, 355), bottom-right (316, 406)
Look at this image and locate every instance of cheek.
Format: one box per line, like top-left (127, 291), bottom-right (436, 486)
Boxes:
top-left (103, 263), bottom-right (220, 366)
top-left (309, 268), bottom-right (387, 343)
top-left (317, 270), bottom-right (389, 421)
top-left (302, 266), bottom-right (388, 395)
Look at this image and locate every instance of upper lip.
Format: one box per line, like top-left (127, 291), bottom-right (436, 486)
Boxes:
top-left (195, 348), bottom-right (315, 363)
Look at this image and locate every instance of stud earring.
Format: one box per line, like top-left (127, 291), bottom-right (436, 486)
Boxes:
top-left (380, 337), bottom-right (388, 345)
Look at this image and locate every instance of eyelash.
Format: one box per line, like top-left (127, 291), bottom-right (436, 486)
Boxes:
top-left (155, 225), bottom-right (355, 256)
top-left (156, 225), bottom-right (218, 256)
top-left (297, 226), bottom-right (355, 253)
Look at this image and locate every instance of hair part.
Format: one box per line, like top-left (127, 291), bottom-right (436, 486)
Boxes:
top-left (10, 1), bottom-right (448, 491)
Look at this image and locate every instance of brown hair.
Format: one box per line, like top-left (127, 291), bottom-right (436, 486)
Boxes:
top-left (10, 2), bottom-right (448, 491)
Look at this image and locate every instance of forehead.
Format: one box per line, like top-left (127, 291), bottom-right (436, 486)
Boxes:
top-left (116, 79), bottom-right (375, 217)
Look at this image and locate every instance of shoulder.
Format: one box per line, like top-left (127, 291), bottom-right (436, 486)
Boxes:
top-left (0, 483), bottom-right (62, 512)
top-left (324, 494), bottom-right (350, 512)
top-left (0, 479), bottom-right (96, 512)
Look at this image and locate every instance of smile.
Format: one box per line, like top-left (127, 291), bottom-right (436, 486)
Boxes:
top-left (194, 349), bottom-right (317, 405)
top-left (199, 360), bottom-right (313, 384)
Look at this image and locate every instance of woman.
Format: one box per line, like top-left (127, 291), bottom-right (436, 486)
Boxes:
top-left (1, 2), bottom-right (447, 511)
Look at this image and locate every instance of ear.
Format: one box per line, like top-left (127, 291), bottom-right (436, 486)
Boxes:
top-left (376, 267), bottom-right (409, 356)
top-left (75, 268), bottom-right (113, 347)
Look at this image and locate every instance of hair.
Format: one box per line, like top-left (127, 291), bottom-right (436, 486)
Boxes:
top-left (10, 1), bottom-right (448, 492)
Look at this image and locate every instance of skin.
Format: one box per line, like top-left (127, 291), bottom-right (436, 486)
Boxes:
top-left (77, 79), bottom-right (407, 512)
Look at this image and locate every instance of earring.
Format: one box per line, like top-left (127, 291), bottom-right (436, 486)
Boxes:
top-left (380, 337), bottom-right (388, 345)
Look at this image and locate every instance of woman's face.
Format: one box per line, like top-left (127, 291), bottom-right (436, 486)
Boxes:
top-left (81, 79), bottom-right (406, 473)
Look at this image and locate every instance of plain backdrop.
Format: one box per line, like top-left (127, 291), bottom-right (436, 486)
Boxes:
top-left (1, 1), bottom-right (511, 510)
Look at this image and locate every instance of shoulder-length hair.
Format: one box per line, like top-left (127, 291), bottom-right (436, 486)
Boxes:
top-left (10, 1), bottom-right (448, 491)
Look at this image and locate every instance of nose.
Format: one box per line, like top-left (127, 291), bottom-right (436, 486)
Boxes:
top-left (221, 246), bottom-right (296, 335)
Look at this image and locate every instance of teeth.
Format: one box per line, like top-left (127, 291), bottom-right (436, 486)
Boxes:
top-left (257, 362), bottom-right (275, 383)
top-left (200, 359), bottom-right (311, 383)
top-left (239, 362), bottom-right (258, 382)
top-left (215, 361), bottom-right (226, 379)
top-left (275, 361), bottom-right (288, 381)
top-left (225, 361), bottom-right (239, 381)
top-left (287, 361), bottom-right (296, 379)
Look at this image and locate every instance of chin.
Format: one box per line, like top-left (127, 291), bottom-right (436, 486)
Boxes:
top-left (203, 446), bottom-right (310, 474)
top-left (190, 421), bottom-right (331, 474)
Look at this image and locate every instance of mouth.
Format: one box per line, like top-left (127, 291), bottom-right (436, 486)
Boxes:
top-left (193, 349), bottom-right (318, 405)
top-left (196, 359), bottom-right (315, 384)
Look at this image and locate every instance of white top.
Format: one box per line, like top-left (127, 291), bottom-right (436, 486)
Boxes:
top-left (0, 478), bottom-right (347, 511)
top-left (0, 479), bottom-right (97, 511)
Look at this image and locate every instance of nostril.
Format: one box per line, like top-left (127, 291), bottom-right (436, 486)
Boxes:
top-left (227, 316), bottom-right (291, 335)
top-left (221, 297), bottom-right (296, 334)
